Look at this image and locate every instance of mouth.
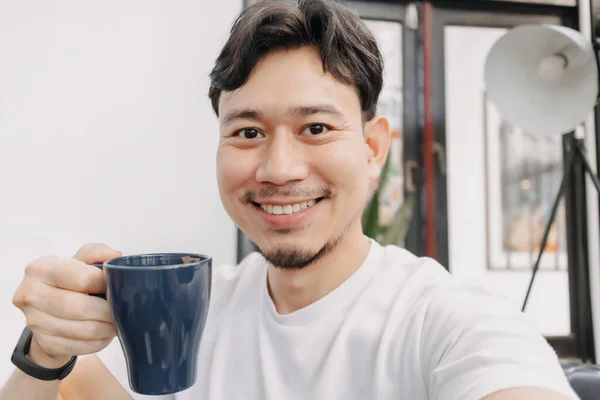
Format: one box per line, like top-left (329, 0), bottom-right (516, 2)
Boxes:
top-left (252, 198), bottom-right (325, 215)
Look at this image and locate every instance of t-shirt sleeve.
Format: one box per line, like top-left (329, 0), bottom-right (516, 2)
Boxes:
top-left (420, 283), bottom-right (580, 400)
top-left (95, 338), bottom-right (174, 400)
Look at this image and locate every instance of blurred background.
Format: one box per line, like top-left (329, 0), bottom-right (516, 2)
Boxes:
top-left (1, 0), bottom-right (600, 382)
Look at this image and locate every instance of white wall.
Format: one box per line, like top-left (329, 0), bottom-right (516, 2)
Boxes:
top-left (0, 0), bottom-right (241, 381)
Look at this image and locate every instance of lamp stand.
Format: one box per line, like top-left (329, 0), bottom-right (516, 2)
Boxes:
top-left (522, 132), bottom-right (600, 312)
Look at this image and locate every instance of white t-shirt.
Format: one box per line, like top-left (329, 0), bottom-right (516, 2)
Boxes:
top-left (96, 239), bottom-right (579, 400)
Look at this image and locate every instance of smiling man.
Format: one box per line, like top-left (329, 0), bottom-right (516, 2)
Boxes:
top-left (0, 0), bottom-right (581, 399)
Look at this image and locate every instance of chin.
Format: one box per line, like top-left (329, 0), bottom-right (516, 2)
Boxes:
top-left (254, 243), bottom-right (325, 270)
top-left (249, 231), bottom-right (341, 270)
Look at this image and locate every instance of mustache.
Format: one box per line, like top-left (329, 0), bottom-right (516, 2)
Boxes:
top-left (240, 185), bottom-right (332, 204)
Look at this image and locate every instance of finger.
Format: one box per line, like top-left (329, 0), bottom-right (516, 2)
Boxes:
top-left (33, 331), bottom-right (114, 358)
top-left (14, 278), bottom-right (114, 323)
top-left (73, 243), bottom-right (123, 265)
top-left (25, 256), bottom-right (106, 295)
top-left (26, 307), bottom-right (116, 341)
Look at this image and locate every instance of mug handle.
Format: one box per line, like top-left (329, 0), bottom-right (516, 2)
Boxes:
top-left (90, 263), bottom-right (106, 300)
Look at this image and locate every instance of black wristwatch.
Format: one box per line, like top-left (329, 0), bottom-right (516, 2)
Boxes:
top-left (11, 327), bottom-right (78, 381)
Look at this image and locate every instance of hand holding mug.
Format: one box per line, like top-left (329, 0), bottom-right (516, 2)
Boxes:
top-left (11, 244), bottom-right (122, 368)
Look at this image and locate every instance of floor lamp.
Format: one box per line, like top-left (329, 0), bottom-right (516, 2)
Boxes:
top-left (483, 24), bottom-right (600, 312)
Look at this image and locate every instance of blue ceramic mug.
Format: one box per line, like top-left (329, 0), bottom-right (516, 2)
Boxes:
top-left (93, 253), bottom-right (212, 396)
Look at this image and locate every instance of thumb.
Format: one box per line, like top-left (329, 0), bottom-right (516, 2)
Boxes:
top-left (73, 243), bottom-right (123, 265)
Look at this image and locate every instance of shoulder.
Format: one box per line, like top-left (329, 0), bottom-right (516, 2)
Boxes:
top-left (373, 242), bottom-right (515, 318)
top-left (418, 280), bottom-right (577, 399)
top-left (371, 242), bottom-right (456, 307)
top-left (207, 251), bottom-right (267, 314)
top-left (376, 245), bottom-right (539, 354)
top-left (378, 250), bottom-right (578, 400)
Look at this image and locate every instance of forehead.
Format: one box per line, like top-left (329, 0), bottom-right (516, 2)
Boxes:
top-left (218, 46), bottom-right (362, 120)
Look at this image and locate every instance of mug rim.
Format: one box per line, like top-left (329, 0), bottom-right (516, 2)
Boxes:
top-left (103, 252), bottom-right (212, 270)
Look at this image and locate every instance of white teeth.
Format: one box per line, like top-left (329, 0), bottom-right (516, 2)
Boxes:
top-left (260, 200), bottom-right (319, 215)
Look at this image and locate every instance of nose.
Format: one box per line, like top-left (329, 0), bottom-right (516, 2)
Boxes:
top-left (255, 132), bottom-right (309, 185)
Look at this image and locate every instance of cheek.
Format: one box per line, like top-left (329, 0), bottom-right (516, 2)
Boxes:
top-left (317, 141), bottom-right (370, 199)
top-left (216, 147), bottom-right (253, 203)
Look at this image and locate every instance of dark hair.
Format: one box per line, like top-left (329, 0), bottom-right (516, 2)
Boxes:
top-left (208, 0), bottom-right (384, 120)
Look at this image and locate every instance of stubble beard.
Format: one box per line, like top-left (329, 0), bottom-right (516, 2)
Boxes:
top-left (249, 215), bottom-right (359, 270)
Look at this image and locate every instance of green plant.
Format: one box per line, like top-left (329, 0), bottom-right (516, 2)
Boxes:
top-left (362, 158), bottom-right (415, 246)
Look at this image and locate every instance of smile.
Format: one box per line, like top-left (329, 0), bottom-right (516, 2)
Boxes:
top-left (252, 196), bottom-right (325, 215)
top-left (258, 200), bottom-right (317, 215)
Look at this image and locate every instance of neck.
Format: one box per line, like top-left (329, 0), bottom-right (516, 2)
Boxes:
top-left (266, 224), bottom-right (371, 315)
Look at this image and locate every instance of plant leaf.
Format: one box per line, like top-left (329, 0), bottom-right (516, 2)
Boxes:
top-left (379, 192), bottom-right (416, 246)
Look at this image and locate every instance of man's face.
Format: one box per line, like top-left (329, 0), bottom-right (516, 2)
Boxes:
top-left (216, 46), bottom-right (386, 268)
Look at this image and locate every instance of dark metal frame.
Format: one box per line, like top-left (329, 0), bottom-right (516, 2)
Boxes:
top-left (592, 0), bottom-right (600, 228)
top-left (561, 133), bottom-right (596, 363)
top-left (591, 1), bottom-right (600, 363)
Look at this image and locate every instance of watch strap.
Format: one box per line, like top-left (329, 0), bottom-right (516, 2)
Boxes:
top-left (11, 327), bottom-right (77, 381)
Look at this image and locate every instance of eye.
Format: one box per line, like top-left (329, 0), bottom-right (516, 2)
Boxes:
top-left (302, 124), bottom-right (330, 136)
top-left (234, 128), bottom-right (264, 139)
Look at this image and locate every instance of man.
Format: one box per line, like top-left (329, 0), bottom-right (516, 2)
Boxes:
top-left (0, 0), bottom-right (580, 399)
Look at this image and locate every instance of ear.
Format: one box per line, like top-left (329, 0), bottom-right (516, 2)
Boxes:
top-left (364, 116), bottom-right (391, 181)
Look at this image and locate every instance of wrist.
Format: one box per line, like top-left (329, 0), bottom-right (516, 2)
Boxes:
top-left (11, 327), bottom-right (78, 381)
top-left (27, 336), bottom-right (72, 370)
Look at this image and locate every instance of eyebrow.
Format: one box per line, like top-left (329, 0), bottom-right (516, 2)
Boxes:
top-left (221, 104), bottom-right (345, 125)
top-left (221, 109), bottom-right (265, 125)
top-left (288, 104), bottom-right (345, 118)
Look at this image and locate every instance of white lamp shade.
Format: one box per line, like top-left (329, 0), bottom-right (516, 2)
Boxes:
top-left (484, 24), bottom-right (598, 136)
